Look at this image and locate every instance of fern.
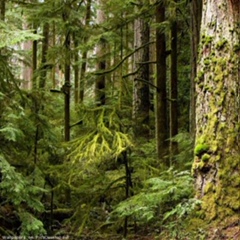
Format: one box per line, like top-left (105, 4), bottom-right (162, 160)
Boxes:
top-left (111, 169), bottom-right (194, 223)
top-left (0, 155), bottom-right (47, 236)
top-left (19, 211), bottom-right (46, 236)
top-left (0, 124), bottom-right (24, 142)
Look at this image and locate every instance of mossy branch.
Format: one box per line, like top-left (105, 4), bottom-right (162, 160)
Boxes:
top-left (134, 78), bottom-right (159, 92)
top-left (93, 41), bottom-right (155, 76)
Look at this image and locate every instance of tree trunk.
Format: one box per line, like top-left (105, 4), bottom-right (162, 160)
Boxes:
top-left (95, 0), bottom-right (106, 106)
top-left (51, 21), bottom-right (56, 89)
top-left (193, 0), bottom-right (240, 226)
top-left (155, 2), bottom-right (168, 164)
top-left (39, 22), bottom-right (49, 89)
top-left (32, 26), bottom-right (38, 90)
top-left (73, 34), bottom-right (79, 105)
top-left (190, 0), bottom-right (202, 138)
top-left (79, 0), bottom-right (91, 103)
top-left (132, 1), bottom-right (150, 138)
top-left (64, 33), bottom-right (71, 142)
top-left (0, 0), bottom-right (5, 21)
top-left (169, 8), bottom-right (178, 160)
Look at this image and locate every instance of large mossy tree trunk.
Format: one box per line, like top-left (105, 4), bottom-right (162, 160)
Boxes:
top-left (193, 0), bottom-right (240, 226)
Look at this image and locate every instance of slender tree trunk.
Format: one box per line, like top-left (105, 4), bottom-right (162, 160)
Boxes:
top-left (22, 39), bottom-right (33, 89)
top-left (64, 32), bottom-right (71, 142)
top-left (32, 26), bottom-right (38, 89)
top-left (155, 2), bottom-right (168, 164)
top-left (39, 22), bottom-right (49, 89)
top-left (193, 0), bottom-right (240, 231)
top-left (95, 0), bottom-right (106, 106)
top-left (169, 6), bottom-right (178, 162)
top-left (0, 0), bottom-right (5, 21)
top-left (62, 6), bottom-right (72, 205)
top-left (190, 0), bottom-right (202, 138)
top-left (132, 1), bottom-right (150, 138)
top-left (79, 0), bottom-right (92, 103)
top-left (73, 34), bottom-right (79, 105)
top-left (51, 22), bottom-right (56, 89)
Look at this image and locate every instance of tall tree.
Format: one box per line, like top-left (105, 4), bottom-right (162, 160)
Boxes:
top-left (169, 1), bottom-right (178, 159)
top-left (0, 0), bottom-right (5, 21)
top-left (39, 22), bottom-right (49, 89)
top-left (190, 0), bottom-right (202, 137)
top-left (62, 4), bottom-right (71, 142)
top-left (132, 0), bottom-right (150, 138)
top-left (79, 0), bottom-right (92, 103)
top-left (155, 1), bottom-right (168, 164)
top-left (95, 0), bottom-right (106, 106)
top-left (193, 0), bottom-right (240, 229)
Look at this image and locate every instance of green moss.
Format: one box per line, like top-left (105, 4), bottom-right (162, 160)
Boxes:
top-left (201, 153), bottom-right (210, 162)
top-left (216, 39), bottom-right (228, 50)
top-left (204, 58), bottom-right (211, 65)
top-left (195, 71), bottom-right (204, 83)
top-left (214, 73), bottom-right (223, 82)
top-left (233, 44), bottom-right (240, 52)
top-left (194, 144), bottom-right (209, 156)
top-left (209, 141), bottom-right (218, 153)
top-left (218, 57), bottom-right (227, 67)
top-left (202, 35), bottom-right (213, 45)
top-left (204, 182), bottom-right (214, 193)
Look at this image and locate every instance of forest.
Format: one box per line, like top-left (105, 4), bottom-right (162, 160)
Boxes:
top-left (0, 0), bottom-right (239, 239)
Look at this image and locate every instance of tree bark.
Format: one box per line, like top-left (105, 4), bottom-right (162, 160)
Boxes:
top-left (95, 0), bottom-right (106, 106)
top-left (73, 34), bottom-right (79, 105)
top-left (190, 0), bottom-right (202, 138)
top-left (79, 0), bottom-right (91, 103)
top-left (169, 7), bottom-right (178, 160)
top-left (0, 0), bottom-right (5, 21)
top-left (155, 1), bottom-right (168, 164)
top-left (193, 0), bottom-right (240, 225)
top-left (32, 26), bottom-right (38, 90)
top-left (39, 22), bottom-right (49, 89)
top-left (132, 1), bottom-right (150, 138)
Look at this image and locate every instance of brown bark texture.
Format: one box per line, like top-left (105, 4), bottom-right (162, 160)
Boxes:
top-left (155, 2), bottom-right (168, 163)
top-left (95, 0), bottom-right (106, 106)
top-left (132, 2), bottom-right (150, 138)
top-left (190, 0), bottom-right (202, 137)
top-left (193, 0), bottom-right (240, 225)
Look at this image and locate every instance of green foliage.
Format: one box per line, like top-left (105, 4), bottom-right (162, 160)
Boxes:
top-left (68, 106), bottom-right (133, 168)
top-left (0, 155), bottom-right (46, 236)
top-left (171, 132), bottom-right (194, 168)
top-left (111, 168), bottom-right (194, 224)
top-left (0, 21), bottom-right (42, 49)
top-left (0, 124), bottom-right (24, 142)
top-left (19, 212), bottom-right (46, 237)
